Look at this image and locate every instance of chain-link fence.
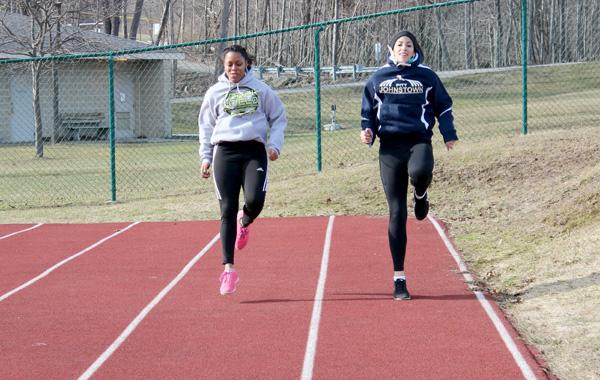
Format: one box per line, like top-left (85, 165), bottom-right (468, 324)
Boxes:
top-left (1, 0), bottom-right (599, 208)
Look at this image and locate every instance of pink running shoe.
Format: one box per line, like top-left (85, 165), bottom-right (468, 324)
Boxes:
top-left (235, 210), bottom-right (250, 250)
top-left (219, 270), bottom-right (239, 295)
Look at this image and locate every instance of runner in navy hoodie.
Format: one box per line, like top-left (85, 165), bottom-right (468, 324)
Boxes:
top-left (360, 31), bottom-right (458, 300)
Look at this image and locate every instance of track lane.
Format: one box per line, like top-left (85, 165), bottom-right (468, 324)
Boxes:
top-left (0, 221), bottom-right (219, 379)
top-left (0, 217), bottom-right (548, 379)
top-left (0, 223), bottom-right (130, 295)
top-left (88, 217), bottom-right (329, 379)
top-left (310, 215), bottom-right (544, 379)
top-left (0, 224), bottom-right (41, 239)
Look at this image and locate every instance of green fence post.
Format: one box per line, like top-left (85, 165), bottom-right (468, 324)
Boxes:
top-left (108, 54), bottom-right (117, 202)
top-left (521, 0), bottom-right (528, 135)
top-left (314, 27), bottom-right (324, 172)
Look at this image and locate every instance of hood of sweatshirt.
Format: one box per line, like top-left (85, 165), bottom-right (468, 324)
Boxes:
top-left (385, 46), bottom-right (423, 69)
top-left (217, 67), bottom-right (259, 89)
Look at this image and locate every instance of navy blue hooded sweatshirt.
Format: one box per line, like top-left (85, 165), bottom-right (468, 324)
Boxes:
top-left (361, 46), bottom-right (458, 144)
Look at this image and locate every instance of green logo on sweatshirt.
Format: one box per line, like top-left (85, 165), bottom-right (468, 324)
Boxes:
top-left (224, 88), bottom-right (259, 116)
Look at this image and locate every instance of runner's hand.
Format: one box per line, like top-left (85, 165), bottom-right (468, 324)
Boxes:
top-left (360, 129), bottom-right (373, 145)
top-left (268, 148), bottom-right (279, 161)
top-left (201, 162), bottom-right (211, 178)
top-left (445, 140), bottom-right (457, 151)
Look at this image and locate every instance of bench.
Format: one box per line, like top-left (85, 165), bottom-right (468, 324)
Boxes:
top-left (60, 112), bottom-right (106, 141)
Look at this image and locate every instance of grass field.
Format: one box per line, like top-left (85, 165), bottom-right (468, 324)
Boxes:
top-left (3, 62), bottom-right (599, 209)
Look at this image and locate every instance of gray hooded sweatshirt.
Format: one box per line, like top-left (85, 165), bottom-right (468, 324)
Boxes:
top-left (198, 70), bottom-right (287, 164)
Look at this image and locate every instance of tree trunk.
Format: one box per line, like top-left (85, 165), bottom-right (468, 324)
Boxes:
top-left (244, 0), bottom-right (249, 36)
top-left (528, 0), bottom-right (535, 64)
top-left (203, 0), bottom-right (209, 51)
top-left (503, 0), bottom-right (516, 66)
top-left (178, 0), bottom-right (185, 42)
top-left (464, 2), bottom-right (473, 69)
top-left (559, 0), bottom-right (566, 61)
top-left (214, 0), bottom-right (231, 78)
top-left (32, 62), bottom-right (44, 158)
top-left (575, 0), bottom-right (583, 60)
top-left (331, 0), bottom-right (339, 78)
top-left (253, 0), bottom-right (259, 58)
top-left (262, 0), bottom-right (272, 60)
top-left (190, 0), bottom-right (196, 39)
top-left (494, 0), bottom-right (503, 67)
top-left (129, 0), bottom-right (144, 40)
top-left (434, 2), bottom-right (451, 69)
top-left (276, 0), bottom-right (287, 65)
top-left (73, 0), bottom-right (82, 27)
top-left (300, 0), bottom-right (312, 66)
top-left (234, 0), bottom-right (239, 37)
top-left (111, 0), bottom-right (123, 36)
top-left (52, 62), bottom-right (60, 144)
top-left (112, 16), bottom-right (121, 36)
top-left (102, 0), bottom-right (112, 34)
top-left (155, 0), bottom-right (172, 45)
top-left (337, 0), bottom-right (360, 64)
top-left (122, 0), bottom-right (128, 38)
top-left (169, 0), bottom-right (175, 43)
top-left (586, 0), bottom-right (599, 59)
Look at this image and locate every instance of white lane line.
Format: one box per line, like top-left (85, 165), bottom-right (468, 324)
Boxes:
top-left (0, 222), bottom-right (140, 303)
top-left (301, 215), bottom-right (335, 380)
top-left (78, 232), bottom-right (220, 380)
top-left (427, 214), bottom-right (538, 380)
top-left (0, 223), bottom-right (44, 241)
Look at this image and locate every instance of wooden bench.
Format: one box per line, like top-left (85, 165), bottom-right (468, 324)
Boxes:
top-left (60, 112), bottom-right (106, 141)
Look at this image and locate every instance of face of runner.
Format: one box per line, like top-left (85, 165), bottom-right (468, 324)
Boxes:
top-left (393, 36), bottom-right (415, 64)
top-left (223, 52), bottom-right (248, 83)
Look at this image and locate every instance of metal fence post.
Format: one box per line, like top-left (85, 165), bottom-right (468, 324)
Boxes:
top-left (108, 54), bottom-right (117, 202)
top-left (314, 27), bottom-right (324, 172)
top-left (521, 0), bottom-right (528, 135)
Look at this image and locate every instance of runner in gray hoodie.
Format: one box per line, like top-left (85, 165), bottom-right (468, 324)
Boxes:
top-left (199, 45), bottom-right (287, 295)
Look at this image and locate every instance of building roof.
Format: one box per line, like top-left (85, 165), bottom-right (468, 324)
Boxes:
top-left (0, 12), bottom-right (182, 60)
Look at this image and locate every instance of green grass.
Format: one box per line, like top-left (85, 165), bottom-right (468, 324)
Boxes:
top-left (2, 62), bottom-right (599, 209)
top-left (173, 62), bottom-right (600, 138)
top-left (0, 130), bottom-right (376, 209)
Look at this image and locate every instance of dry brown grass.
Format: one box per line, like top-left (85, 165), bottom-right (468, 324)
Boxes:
top-left (2, 127), bottom-right (600, 379)
top-left (432, 128), bottom-right (600, 380)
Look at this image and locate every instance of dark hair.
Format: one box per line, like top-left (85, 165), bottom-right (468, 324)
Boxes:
top-left (221, 45), bottom-right (254, 68)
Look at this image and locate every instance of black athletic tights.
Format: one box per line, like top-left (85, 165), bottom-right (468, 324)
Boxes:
top-left (379, 138), bottom-right (434, 271)
top-left (213, 140), bottom-right (268, 265)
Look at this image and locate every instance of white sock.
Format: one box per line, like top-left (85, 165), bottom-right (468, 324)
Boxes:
top-left (393, 271), bottom-right (406, 281)
top-left (414, 190), bottom-right (427, 200)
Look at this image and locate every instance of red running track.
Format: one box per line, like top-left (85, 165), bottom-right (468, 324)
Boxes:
top-left (0, 217), bottom-right (548, 379)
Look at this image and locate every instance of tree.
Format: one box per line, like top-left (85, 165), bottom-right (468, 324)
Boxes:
top-left (129, 0), bottom-right (144, 40)
top-left (154, 0), bottom-right (174, 45)
top-left (213, 0), bottom-right (230, 77)
top-left (494, 0), bottom-right (504, 67)
top-left (464, 2), bottom-right (474, 69)
top-left (1, 1), bottom-right (79, 157)
top-left (433, 1), bottom-right (451, 70)
top-left (99, 0), bottom-right (126, 37)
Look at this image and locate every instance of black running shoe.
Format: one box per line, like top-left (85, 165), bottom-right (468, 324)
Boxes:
top-left (414, 191), bottom-right (429, 221)
top-left (393, 279), bottom-right (411, 300)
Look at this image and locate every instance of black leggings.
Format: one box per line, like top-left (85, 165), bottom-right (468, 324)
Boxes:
top-left (379, 138), bottom-right (434, 271)
top-left (213, 141), bottom-right (268, 265)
